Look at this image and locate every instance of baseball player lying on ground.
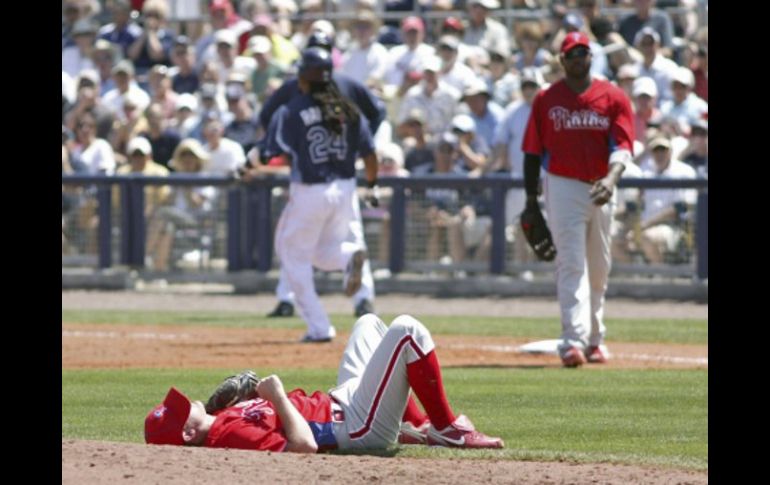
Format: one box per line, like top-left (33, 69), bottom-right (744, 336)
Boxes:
top-left (145, 314), bottom-right (504, 452)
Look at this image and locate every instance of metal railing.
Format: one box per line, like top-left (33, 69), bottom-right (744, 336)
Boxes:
top-left (62, 173), bottom-right (708, 279)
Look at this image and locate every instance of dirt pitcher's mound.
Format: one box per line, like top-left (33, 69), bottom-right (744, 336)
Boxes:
top-left (62, 439), bottom-right (707, 485)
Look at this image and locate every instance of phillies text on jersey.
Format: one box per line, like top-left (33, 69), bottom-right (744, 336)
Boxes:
top-left (522, 79), bottom-right (635, 182)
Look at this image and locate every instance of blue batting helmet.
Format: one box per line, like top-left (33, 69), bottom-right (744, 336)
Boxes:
top-left (298, 46), bottom-right (333, 83)
top-left (306, 30), bottom-right (334, 51)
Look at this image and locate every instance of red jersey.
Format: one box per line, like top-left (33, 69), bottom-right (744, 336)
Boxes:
top-left (522, 79), bottom-right (635, 182)
top-left (204, 389), bottom-right (335, 452)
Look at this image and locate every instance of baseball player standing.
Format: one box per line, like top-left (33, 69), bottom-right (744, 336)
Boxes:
top-left (269, 47), bottom-right (379, 343)
top-left (522, 32), bottom-right (635, 367)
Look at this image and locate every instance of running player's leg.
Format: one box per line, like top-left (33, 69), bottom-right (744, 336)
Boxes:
top-left (313, 180), bottom-right (361, 271)
top-left (273, 208), bottom-right (296, 306)
top-left (276, 185), bottom-right (334, 340)
top-left (275, 266), bottom-right (295, 304)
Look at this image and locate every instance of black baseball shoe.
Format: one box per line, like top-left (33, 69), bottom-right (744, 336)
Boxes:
top-left (267, 301), bottom-right (294, 318)
top-left (354, 299), bottom-right (375, 317)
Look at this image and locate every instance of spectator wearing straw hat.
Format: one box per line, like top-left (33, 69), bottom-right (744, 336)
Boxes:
top-left (340, 11), bottom-right (389, 86)
top-left (145, 138), bottom-right (216, 272)
top-left (62, 19), bottom-right (98, 78)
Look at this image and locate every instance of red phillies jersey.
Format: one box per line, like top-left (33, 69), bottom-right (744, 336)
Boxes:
top-left (204, 389), bottom-right (335, 452)
top-left (522, 79), bottom-right (635, 181)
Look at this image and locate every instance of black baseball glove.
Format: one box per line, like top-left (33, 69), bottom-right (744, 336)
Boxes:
top-left (204, 370), bottom-right (261, 414)
top-left (520, 201), bottom-right (557, 262)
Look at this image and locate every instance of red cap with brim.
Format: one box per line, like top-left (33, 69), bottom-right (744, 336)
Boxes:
top-left (144, 387), bottom-right (192, 445)
top-left (561, 32), bottom-right (591, 54)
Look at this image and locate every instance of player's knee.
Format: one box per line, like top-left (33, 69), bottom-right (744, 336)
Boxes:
top-left (352, 313), bottom-right (385, 333)
top-left (390, 314), bottom-right (428, 336)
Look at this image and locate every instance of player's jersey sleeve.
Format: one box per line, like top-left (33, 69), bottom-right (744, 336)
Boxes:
top-left (259, 80), bottom-right (296, 130)
top-left (609, 91), bottom-right (636, 154)
top-left (356, 115), bottom-right (375, 159)
top-left (521, 92), bottom-right (544, 156)
top-left (338, 75), bottom-right (386, 135)
top-left (274, 105), bottom-right (299, 160)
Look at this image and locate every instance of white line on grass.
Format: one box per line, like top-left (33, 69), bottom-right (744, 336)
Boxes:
top-left (62, 330), bottom-right (190, 340)
top-left (444, 343), bottom-right (708, 365)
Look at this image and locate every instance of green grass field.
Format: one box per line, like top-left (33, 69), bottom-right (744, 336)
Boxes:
top-left (62, 310), bottom-right (708, 470)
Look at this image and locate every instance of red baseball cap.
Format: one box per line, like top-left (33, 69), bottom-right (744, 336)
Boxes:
top-left (402, 16), bottom-right (424, 32)
top-left (560, 32), bottom-right (591, 54)
top-left (443, 17), bottom-right (464, 32)
top-left (144, 387), bottom-right (192, 446)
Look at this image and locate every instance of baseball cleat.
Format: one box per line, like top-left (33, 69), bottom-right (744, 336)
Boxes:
top-left (426, 415), bottom-right (504, 449)
top-left (267, 301), bottom-right (294, 318)
top-left (560, 346), bottom-right (587, 368)
top-left (397, 420), bottom-right (431, 445)
top-left (299, 334), bottom-right (333, 343)
top-left (584, 345), bottom-right (610, 364)
top-left (343, 250), bottom-right (366, 297)
top-left (354, 299), bottom-right (375, 317)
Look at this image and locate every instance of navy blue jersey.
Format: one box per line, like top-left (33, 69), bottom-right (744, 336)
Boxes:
top-left (273, 95), bottom-right (375, 184)
top-left (259, 73), bottom-right (385, 135)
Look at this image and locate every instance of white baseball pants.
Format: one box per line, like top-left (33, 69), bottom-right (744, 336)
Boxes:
top-left (330, 314), bottom-right (436, 449)
top-left (274, 179), bottom-right (365, 340)
top-left (543, 172), bottom-right (615, 355)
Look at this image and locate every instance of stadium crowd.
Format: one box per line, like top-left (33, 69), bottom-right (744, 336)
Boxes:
top-left (62, 0), bottom-right (707, 269)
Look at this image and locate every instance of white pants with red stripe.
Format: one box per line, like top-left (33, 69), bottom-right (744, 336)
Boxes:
top-left (274, 179), bottom-right (366, 340)
top-left (329, 314), bottom-right (435, 449)
top-left (543, 172), bottom-right (615, 356)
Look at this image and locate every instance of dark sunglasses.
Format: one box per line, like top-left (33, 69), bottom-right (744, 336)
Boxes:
top-left (564, 47), bottom-right (590, 60)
